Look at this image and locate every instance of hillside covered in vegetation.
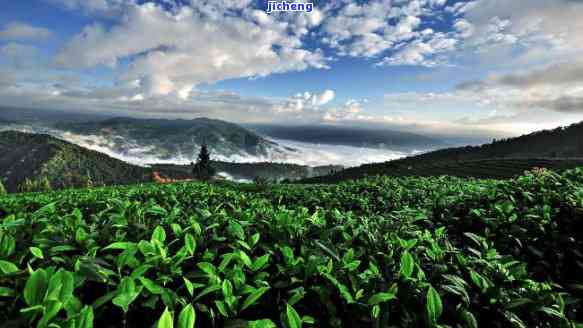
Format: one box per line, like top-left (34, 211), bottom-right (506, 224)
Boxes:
top-left (0, 131), bottom-right (151, 192)
top-left (306, 121), bottom-right (583, 183)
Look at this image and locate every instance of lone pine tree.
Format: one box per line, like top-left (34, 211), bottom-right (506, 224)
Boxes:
top-left (192, 145), bottom-right (216, 180)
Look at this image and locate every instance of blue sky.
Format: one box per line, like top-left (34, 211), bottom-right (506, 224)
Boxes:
top-left (1, 0), bottom-right (583, 139)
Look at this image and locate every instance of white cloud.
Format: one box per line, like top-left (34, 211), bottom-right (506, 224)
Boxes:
top-left (54, 2), bottom-right (327, 98)
top-left (378, 32), bottom-right (458, 67)
top-left (44, 0), bottom-right (135, 17)
top-left (320, 1), bottom-right (420, 58)
top-left (274, 90), bottom-right (336, 113)
top-left (459, 0), bottom-right (583, 63)
top-left (0, 22), bottom-right (51, 40)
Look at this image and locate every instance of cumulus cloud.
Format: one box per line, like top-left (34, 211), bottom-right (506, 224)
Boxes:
top-left (323, 99), bottom-right (367, 121)
top-left (316, 0), bottom-right (465, 67)
top-left (274, 90), bottom-right (336, 113)
top-left (321, 1), bottom-right (432, 58)
top-left (0, 22), bottom-right (51, 40)
top-left (54, 2), bottom-right (327, 98)
top-left (378, 32), bottom-right (458, 67)
top-left (455, 0), bottom-right (583, 63)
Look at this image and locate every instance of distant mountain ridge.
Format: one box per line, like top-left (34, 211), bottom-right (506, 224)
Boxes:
top-left (246, 124), bottom-right (446, 149)
top-left (304, 121), bottom-right (583, 183)
top-left (55, 117), bottom-right (292, 161)
top-left (0, 130), bottom-right (341, 192)
top-left (0, 107), bottom-right (111, 123)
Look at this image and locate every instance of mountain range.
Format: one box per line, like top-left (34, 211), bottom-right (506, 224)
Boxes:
top-left (54, 117), bottom-right (290, 161)
top-left (0, 131), bottom-right (342, 193)
top-left (0, 108), bottom-right (447, 162)
top-left (246, 124), bottom-right (446, 149)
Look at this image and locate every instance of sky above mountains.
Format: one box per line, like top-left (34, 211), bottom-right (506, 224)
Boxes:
top-left (1, 0), bottom-right (583, 139)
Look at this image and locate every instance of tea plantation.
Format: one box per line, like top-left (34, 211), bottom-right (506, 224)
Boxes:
top-left (0, 168), bottom-right (582, 327)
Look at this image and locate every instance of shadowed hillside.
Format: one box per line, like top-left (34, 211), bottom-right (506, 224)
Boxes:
top-left (304, 121), bottom-right (583, 183)
top-left (0, 131), bottom-right (151, 192)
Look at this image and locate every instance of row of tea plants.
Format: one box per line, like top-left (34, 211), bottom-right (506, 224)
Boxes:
top-left (0, 168), bottom-right (582, 327)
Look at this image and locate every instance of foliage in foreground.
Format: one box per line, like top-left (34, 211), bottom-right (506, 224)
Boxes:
top-left (0, 168), bottom-right (582, 327)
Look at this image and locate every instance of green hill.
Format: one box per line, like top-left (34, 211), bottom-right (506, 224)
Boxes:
top-left (304, 121), bottom-right (583, 183)
top-left (0, 131), bottom-right (151, 192)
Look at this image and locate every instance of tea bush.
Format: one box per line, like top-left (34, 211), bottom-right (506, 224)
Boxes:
top-left (0, 168), bottom-right (582, 327)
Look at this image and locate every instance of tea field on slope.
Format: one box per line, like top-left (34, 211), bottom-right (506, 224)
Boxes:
top-left (0, 169), bottom-right (582, 327)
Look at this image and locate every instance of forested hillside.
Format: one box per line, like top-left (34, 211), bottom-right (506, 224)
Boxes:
top-left (306, 121), bottom-right (583, 183)
top-left (0, 131), bottom-right (151, 192)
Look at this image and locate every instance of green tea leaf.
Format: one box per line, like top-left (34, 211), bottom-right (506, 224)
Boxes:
top-left (286, 303), bottom-right (302, 328)
top-left (177, 304), bottom-right (196, 328)
top-left (185, 234), bottom-right (196, 256)
top-left (113, 277), bottom-right (142, 313)
top-left (399, 251), bottom-right (414, 279)
top-left (249, 319), bottom-right (277, 328)
top-left (24, 269), bottom-right (48, 306)
top-left (368, 291), bottom-right (397, 306)
top-left (76, 305), bottom-right (94, 328)
top-left (152, 226), bottom-right (167, 243)
top-left (157, 307), bottom-right (173, 328)
top-left (29, 246), bottom-right (44, 259)
top-left (183, 277), bottom-right (195, 297)
top-left (0, 260), bottom-right (19, 274)
top-left (251, 254), bottom-right (270, 272)
top-left (241, 287), bottom-right (270, 311)
top-left (197, 262), bottom-right (217, 276)
top-left (215, 300), bottom-right (229, 317)
top-left (426, 286), bottom-right (443, 324)
top-left (238, 251), bottom-right (253, 268)
top-left (140, 277), bottom-right (164, 295)
top-left (103, 242), bottom-right (135, 251)
top-left (460, 310), bottom-right (478, 328)
top-left (538, 307), bottom-right (565, 319)
top-left (194, 285), bottom-right (221, 301)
